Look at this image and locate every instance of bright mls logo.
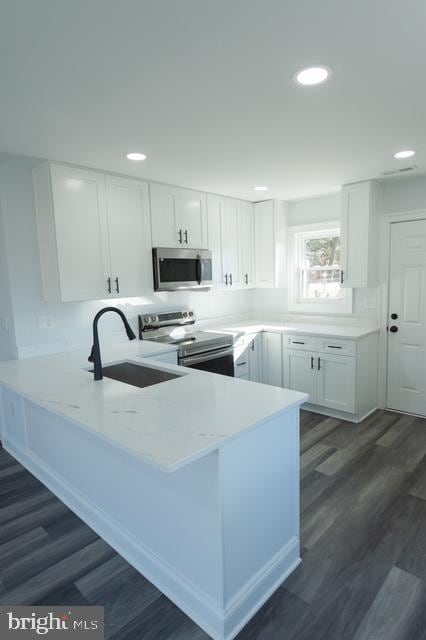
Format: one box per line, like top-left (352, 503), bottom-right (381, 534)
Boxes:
top-left (0, 606), bottom-right (104, 638)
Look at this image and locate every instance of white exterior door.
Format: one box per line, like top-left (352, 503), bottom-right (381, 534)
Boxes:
top-left (387, 219), bottom-right (426, 416)
top-left (316, 353), bottom-right (356, 413)
top-left (106, 176), bottom-right (151, 297)
top-left (283, 349), bottom-right (317, 402)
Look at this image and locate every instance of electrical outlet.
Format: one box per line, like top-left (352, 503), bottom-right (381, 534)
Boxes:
top-left (38, 315), bottom-right (56, 330)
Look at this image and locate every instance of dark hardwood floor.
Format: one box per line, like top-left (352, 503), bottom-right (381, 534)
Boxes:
top-left (1, 409), bottom-right (426, 639)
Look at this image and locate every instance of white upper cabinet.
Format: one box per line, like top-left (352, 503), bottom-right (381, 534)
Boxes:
top-left (150, 183), bottom-right (180, 247)
top-left (207, 196), bottom-right (254, 289)
top-left (340, 181), bottom-right (382, 288)
top-left (150, 183), bottom-right (207, 249)
top-left (33, 162), bottom-right (151, 302)
top-left (238, 200), bottom-right (255, 287)
top-left (206, 194), bottom-right (224, 288)
top-left (222, 199), bottom-right (241, 287)
top-left (254, 200), bottom-right (288, 288)
top-left (105, 175), bottom-right (152, 297)
top-left (180, 188), bottom-right (207, 248)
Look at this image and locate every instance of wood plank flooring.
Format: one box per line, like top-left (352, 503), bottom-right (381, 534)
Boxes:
top-left (1, 409), bottom-right (426, 639)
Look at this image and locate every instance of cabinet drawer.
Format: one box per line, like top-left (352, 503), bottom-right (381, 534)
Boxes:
top-left (285, 334), bottom-right (318, 352)
top-left (317, 338), bottom-right (356, 356)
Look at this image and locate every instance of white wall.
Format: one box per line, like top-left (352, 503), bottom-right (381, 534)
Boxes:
top-left (0, 198), bottom-right (18, 360)
top-left (0, 158), bottom-right (251, 359)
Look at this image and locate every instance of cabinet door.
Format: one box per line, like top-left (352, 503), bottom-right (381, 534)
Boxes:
top-left (261, 332), bottom-right (283, 387)
top-left (222, 199), bottom-right (241, 287)
top-left (50, 164), bottom-right (110, 301)
top-left (340, 181), bottom-right (380, 289)
top-left (206, 194), bottom-right (224, 287)
top-left (150, 183), bottom-right (180, 247)
top-left (248, 334), bottom-right (262, 382)
top-left (283, 349), bottom-right (317, 402)
top-left (254, 200), bottom-right (275, 287)
top-left (106, 176), bottom-right (152, 297)
top-left (238, 201), bottom-right (255, 287)
top-left (316, 353), bottom-right (356, 413)
top-left (179, 189), bottom-right (208, 249)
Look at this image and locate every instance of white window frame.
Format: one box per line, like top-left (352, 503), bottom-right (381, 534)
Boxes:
top-left (288, 221), bottom-right (353, 315)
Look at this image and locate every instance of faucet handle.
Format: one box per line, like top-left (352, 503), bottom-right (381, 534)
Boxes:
top-left (88, 345), bottom-right (95, 362)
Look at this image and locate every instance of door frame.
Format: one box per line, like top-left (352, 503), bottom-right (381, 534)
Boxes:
top-left (378, 209), bottom-right (426, 409)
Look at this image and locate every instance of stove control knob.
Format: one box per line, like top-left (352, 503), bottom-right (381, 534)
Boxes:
top-left (183, 312), bottom-right (188, 317)
top-left (144, 316), bottom-right (150, 323)
top-left (189, 311), bottom-right (194, 317)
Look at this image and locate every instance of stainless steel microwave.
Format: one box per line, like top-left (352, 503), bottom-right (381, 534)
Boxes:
top-left (152, 248), bottom-right (213, 291)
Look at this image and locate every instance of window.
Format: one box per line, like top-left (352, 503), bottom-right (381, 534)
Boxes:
top-left (288, 222), bottom-right (352, 314)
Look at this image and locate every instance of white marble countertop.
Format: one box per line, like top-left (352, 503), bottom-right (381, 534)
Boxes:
top-left (0, 341), bottom-right (307, 473)
top-left (202, 319), bottom-right (379, 340)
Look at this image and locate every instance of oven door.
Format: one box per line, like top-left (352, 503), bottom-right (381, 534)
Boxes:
top-left (153, 248), bottom-right (213, 291)
top-left (180, 346), bottom-right (235, 377)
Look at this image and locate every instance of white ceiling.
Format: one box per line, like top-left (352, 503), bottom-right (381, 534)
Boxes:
top-left (1, 0), bottom-right (425, 201)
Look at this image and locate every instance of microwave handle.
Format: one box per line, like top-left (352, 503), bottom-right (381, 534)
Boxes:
top-left (196, 255), bottom-right (203, 285)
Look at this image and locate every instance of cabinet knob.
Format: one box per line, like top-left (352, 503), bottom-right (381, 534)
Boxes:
top-left (389, 325), bottom-right (398, 333)
top-left (391, 313), bottom-right (398, 320)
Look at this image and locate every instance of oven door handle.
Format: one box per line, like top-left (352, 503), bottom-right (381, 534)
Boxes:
top-left (196, 254), bottom-right (203, 285)
top-left (181, 346), bottom-right (234, 367)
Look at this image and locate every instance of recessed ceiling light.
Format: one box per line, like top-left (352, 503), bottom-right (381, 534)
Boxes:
top-left (254, 186), bottom-right (268, 192)
top-left (295, 65), bottom-right (331, 86)
top-left (126, 152), bottom-right (147, 161)
top-left (394, 149), bottom-right (416, 159)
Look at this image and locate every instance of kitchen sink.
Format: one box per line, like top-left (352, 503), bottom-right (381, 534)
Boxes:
top-left (95, 361), bottom-right (182, 389)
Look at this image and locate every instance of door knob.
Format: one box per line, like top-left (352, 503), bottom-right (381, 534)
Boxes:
top-left (391, 313), bottom-right (398, 320)
top-left (389, 326), bottom-right (398, 333)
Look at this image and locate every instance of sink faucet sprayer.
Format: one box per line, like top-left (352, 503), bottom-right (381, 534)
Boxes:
top-left (88, 307), bottom-right (137, 381)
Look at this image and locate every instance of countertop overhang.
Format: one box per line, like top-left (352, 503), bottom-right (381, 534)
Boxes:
top-left (0, 341), bottom-right (307, 473)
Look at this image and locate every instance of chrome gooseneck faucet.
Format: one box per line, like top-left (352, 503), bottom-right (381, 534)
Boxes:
top-left (88, 307), bottom-right (137, 381)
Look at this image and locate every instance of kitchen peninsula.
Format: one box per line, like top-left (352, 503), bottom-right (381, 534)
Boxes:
top-left (0, 342), bottom-right (307, 640)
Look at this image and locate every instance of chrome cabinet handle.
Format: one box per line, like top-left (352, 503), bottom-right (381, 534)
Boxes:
top-left (107, 277), bottom-right (112, 294)
top-left (184, 230), bottom-right (188, 244)
top-left (178, 229), bottom-right (183, 244)
top-left (115, 277), bottom-right (120, 294)
top-left (318, 357), bottom-right (321, 370)
top-left (311, 356), bottom-right (314, 370)
top-left (245, 273), bottom-right (248, 285)
top-left (340, 270), bottom-right (344, 284)
top-left (229, 273), bottom-right (233, 286)
top-left (224, 273), bottom-right (228, 286)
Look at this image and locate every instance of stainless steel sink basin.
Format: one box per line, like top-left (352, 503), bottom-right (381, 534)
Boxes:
top-left (95, 361), bottom-right (182, 389)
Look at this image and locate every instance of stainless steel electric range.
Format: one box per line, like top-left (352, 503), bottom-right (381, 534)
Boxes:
top-left (139, 310), bottom-right (235, 377)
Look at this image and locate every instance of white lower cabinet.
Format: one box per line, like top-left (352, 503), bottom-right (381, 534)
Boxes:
top-left (261, 332), bottom-right (283, 387)
top-left (284, 349), bottom-right (317, 399)
top-left (284, 349), bottom-right (356, 414)
top-left (281, 333), bottom-right (377, 422)
top-left (316, 353), bottom-right (356, 413)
